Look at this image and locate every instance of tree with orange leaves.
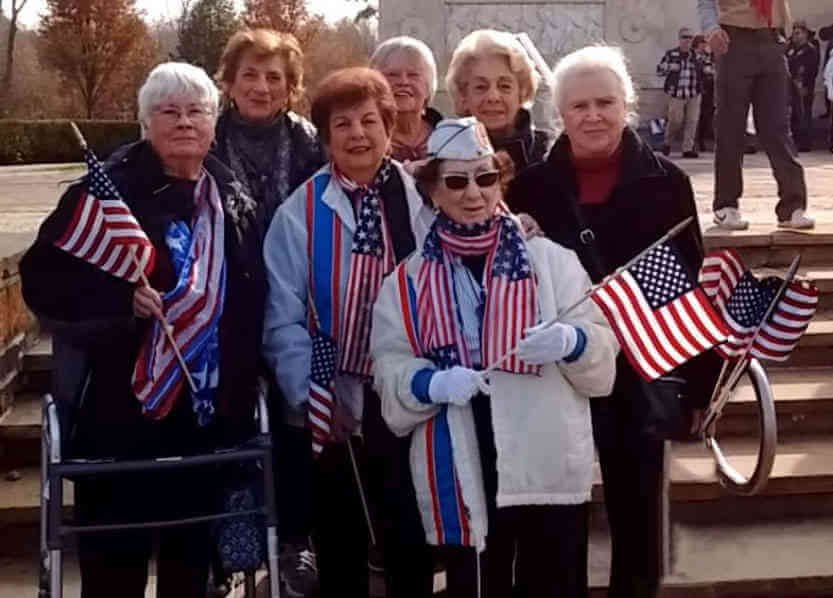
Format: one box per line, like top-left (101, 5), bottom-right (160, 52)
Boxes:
top-left (241, 0), bottom-right (324, 47)
top-left (38, 0), bottom-right (153, 118)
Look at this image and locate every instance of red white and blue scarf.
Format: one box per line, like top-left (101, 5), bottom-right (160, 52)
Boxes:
top-left (305, 160), bottom-right (395, 454)
top-left (132, 173), bottom-right (226, 423)
top-left (417, 213), bottom-right (539, 374)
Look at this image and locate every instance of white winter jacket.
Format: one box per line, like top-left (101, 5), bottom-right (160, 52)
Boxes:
top-left (370, 235), bottom-right (619, 550)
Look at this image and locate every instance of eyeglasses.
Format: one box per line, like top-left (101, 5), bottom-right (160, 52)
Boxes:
top-left (152, 105), bottom-right (214, 124)
top-left (442, 170), bottom-right (500, 191)
top-left (680, 35), bottom-right (693, 40)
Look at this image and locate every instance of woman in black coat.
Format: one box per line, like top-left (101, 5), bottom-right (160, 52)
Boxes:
top-left (508, 46), bottom-right (722, 598)
top-left (20, 63), bottom-right (265, 598)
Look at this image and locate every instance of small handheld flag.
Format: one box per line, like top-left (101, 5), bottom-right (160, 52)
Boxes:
top-left (54, 124), bottom-right (155, 283)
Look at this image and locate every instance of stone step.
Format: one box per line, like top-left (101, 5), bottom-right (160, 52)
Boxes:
top-left (0, 466), bottom-right (72, 525)
top-left (21, 335), bottom-right (52, 373)
top-left (668, 435), bottom-right (833, 526)
top-left (654, 517), bottom-right (833, 597)
top-left (0, 392), bottom-right (40, 468)
top-left (703, 223), bottom-right (833, 267)
top-left (0, 392), bottom-right (40, 441)
top-left (717, 367), bottom-right (833, 436)
top-left (670, 434), bottom-right (833, 501)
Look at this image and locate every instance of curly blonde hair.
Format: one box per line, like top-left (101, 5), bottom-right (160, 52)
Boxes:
top-left (446, 30), bottom-right (540, 113)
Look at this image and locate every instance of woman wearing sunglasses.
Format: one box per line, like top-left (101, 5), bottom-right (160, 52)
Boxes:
top-left (370, 117), bottom-right (618, 597)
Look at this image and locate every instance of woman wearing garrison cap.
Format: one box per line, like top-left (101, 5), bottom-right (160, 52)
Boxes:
top-left (370, 117), bottom-right (618, 597)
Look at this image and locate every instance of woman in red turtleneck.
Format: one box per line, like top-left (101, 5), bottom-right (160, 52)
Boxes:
top-left (508, 45), bottom-right (723, 598)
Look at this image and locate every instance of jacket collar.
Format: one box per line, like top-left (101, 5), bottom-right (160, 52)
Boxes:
top-left (105, 140), bottom-right (254, 227)
top-left (318, 160), bottom-right (433, 244)
top-left (490, 108), bottom-right (536, 151)
top-left (547, 126), bottom-right (667, 190)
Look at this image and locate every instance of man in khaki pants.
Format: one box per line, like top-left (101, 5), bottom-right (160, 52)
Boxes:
top-left (657, 28), bottom-right (706, 158)
top-left (698, 0), bottom-right (814, 230)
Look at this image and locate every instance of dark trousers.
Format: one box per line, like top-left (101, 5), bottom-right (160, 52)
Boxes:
top-left (275, 423), bottom-right (314, 543)
top-left (364, 389), bottom-right (435, 598)
top-left (697, 78), bottom-right (715, 149)
top-left (714, 25), bottom-right (807, 220)
top-left (441, 504), bottom-right (590, 598)
top-left (790, 86), bottom-right (814, 150)
top-left (76, 400), bottom-right (216, 598)
top-left (312, 439), bottom-right (370, 598)
top-left (76, 467), bottom-right (214, 598)
top-left (313, 394), bottom-right (434, 598)
top-left (591, 396), bottom-right (665, 598)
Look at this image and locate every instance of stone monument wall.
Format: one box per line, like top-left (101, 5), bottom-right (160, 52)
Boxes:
top-left (379, 0), bottom-right (833, 127)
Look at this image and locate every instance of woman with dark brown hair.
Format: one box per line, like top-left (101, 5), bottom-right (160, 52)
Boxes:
top-left (262, 67), bottom-right (436, 597)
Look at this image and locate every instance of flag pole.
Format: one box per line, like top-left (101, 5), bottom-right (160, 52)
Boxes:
top-left (347, 437), bottom-right (377, 546)
top-left (480, 216), bottom-right (694, 376)
top-left (69, 121), bottom-right (198, 394)
top-left (701, 254), bottom-right (802, 433)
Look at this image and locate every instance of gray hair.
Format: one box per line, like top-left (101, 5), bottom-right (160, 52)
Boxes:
top-left (370, 36), bottom-right (438, 103)
top-left (137, 62), bottom-right (219, 134)
top-left (446, 29), bottom-right (540, 112)
top-left (551, 45), bottom-right (638, 127)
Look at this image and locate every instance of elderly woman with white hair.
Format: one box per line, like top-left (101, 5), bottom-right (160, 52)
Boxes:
top-left (20, 62), bottom-right (266, 598)
top-left (446, 29), bottom-right (554, 170)
top-left (508, 46), bottom-right (723, 597)
top-left (371, 35), bottom-right (444, 162)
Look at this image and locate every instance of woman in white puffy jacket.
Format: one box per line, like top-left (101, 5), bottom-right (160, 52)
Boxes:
top-left (369, 117), bottom-right (619, 598)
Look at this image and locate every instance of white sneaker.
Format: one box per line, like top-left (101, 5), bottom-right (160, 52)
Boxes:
top-left (778, 209), bottom-right (815, 230)
top-left (713, 208), bottom-right (749, 230)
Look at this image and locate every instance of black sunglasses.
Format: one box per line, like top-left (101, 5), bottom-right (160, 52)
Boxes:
top-left (442, 170), bottom-right (500, 191)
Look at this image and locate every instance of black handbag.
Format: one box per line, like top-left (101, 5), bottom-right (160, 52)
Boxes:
top-left (639, 375), bottom-right (692, 441)
top-left (564, 193), bottom-right (693, 441)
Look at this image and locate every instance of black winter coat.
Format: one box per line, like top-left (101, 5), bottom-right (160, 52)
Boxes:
top-left (20, 140), bottom-right (267, 458)
top-left (508, 127), bottom-right (723, 413)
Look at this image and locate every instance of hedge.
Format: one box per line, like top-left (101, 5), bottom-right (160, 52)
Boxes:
top-left (0, 119), bottom-right (141, 165)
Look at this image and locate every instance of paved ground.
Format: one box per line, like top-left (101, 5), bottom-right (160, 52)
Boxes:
top-left (0, 150), bottom-right (831, 256)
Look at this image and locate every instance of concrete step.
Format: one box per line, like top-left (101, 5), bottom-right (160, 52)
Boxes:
top-left (703, 223), bottom-right (833, 267)
top-left (717, 366), bottom-right (833, 437)
top-left (0, 466), bottom-right (72, 525)
top-left (0, 393), bottom-right (40, 468)
top-left (669, 435), bottom-right (833, 525)
top-left (0, 392), bottom-right (40, 441)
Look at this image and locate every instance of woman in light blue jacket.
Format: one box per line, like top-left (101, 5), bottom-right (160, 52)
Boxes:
top-left (262, 66), bottom-right (436, 597)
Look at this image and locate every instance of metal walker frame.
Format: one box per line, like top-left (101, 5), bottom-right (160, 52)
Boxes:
top-left (39, 391), bottom-right (281, 598)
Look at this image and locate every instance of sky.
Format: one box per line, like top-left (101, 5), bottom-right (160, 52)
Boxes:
top-left (16, 0), bottom-right (367, 28)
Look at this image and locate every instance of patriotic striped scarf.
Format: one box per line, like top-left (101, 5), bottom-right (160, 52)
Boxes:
top-left (332, 159), bottom-right (395, 378)
top-left (132, 173), bottom-right (226, 423)
top-left (417, 213), bottom-right (539, 374)
top-left (305, 161), bottom-right (395, 453)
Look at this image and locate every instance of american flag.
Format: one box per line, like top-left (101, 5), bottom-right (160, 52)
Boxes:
top-left (699, 249), bottom-right (818, 361)
top-left (591, 242), bottom-right (729, 381)
top-left (338, 190), bottom-right (394, 378)
top-left (309, 331), bottom-right (338, 455)
top-left (54, 147), bottom-right (155, 283)
top-left (417, 217), bottom-right (537, 374)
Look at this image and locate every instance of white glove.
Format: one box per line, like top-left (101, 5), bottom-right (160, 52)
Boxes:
top-left (516, 322), bottom-right (579, 365)
top-left (428, 366), bottom-right (491, 406)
